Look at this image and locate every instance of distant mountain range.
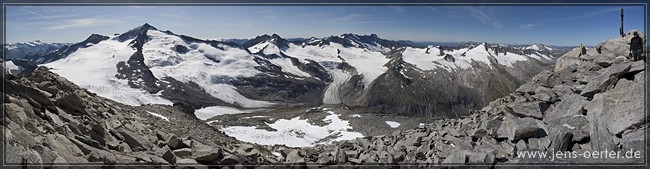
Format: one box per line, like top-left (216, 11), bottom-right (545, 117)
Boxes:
top-left (6, 23), bottom-right (573, 118)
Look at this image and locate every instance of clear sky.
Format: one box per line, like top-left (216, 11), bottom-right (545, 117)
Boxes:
top-left (5, 5), bottom-right (646, 46)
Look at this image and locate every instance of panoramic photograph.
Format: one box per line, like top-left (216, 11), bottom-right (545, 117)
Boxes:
top-left (1, 2), bottom-right (648, 168)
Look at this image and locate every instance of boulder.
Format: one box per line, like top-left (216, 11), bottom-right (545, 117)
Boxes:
top-left (505, 101), bottom-right (544, 119)
top-left (585, 94), bottom-right (616, 151)
top-left (543, 94), bottom-right (587, 123)
top-left (118, 142), bottom-right (132, 152)
top-left (601, 79), bottom-right (645, 135)
top-left (162, 149), bottom-right (177, 164)
top-left (54, 93), bottom-right (87, 116)
top-left (550, 132), bottom-right (573, 151)
top-left (44, 110), bottom-right (64, 127)
top-left (516, 82), bottom-right (537, 94)
top-left (594, 53), bottom-right (615, 67)
top-left (500, 117), bottom-right (547, 141)
top-left (335, 147), bottom-right (348, 164)
top-left (87, 150), bottom-right (117, 164)
top-left (580, 62), bottom-right (632, 97)
top-left (620, 129), bottom-right (645, 152)
top-left (285, 150), bottom-right (305, 164)
top-left (533, 86), bottom-right (558, 103)
top-left (173, 148), bottom-right (193, 158)
top-left (629, 60), bottom-right (646, 73)
top-left (546, 115), bottom-right (590, 142)
top-left (118, 129), bottom-right (153, 151)
top-left (441, 150), bottom-right (467, 164)
top-left (192, 142), bottom-right (222, 163)
top-left (467, 151), bottom-right (494, 164)
top-left (5, 143), bottom-right (43, 165)
top-left (167, 135), bottom-right (186, 150)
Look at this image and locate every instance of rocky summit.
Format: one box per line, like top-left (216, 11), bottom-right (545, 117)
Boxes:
top-left (2, 30), bottom-right (647, 168)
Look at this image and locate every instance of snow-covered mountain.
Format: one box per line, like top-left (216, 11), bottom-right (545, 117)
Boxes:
top-left (39, 23), bottom-right (563, 119)
top-left (4, 40), bottom-right (70, 60)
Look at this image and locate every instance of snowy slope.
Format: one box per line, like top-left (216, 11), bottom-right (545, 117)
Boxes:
top-left (142, 30), bottom-right (274, 108)
top-left (43, 36), bottom-right (173, 106)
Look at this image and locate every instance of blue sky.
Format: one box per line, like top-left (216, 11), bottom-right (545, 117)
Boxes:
top-left (5, 5), bottom-right (646, 46)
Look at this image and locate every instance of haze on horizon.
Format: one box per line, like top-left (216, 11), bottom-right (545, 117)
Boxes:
top-left (5, 5), bottom-right (646, 46)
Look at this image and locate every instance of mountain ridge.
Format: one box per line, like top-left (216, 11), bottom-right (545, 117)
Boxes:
top-left (16, 23), bottom-right (565, 118)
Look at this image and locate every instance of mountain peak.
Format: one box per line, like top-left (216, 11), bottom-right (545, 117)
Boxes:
top-left (117, 23), bottom-right (158, 42)
top-left (136, 23), bottom-right (157, 31)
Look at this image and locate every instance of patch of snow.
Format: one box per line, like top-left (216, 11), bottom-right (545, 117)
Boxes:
top-left (4, 61), bottom-right (23, 75)
top-left (242, 116), bottom-right (269, 119)
top-left (350, 114), bottom-right (361, 118)
top-left (220, 111), bottom-right (364, 147)
top-left (146, 111), bottom-right (170, 122)
top-left (248, 41), bottom-right (268, 54)
top-left (194, 106), bottom-right (259, 120)
top-left (562, 123), bottom-right (576, 130)
top-left (385, 121), bottom-right (400, 128)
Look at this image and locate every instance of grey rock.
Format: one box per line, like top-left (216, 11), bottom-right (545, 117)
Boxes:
top-left (538, 137), bottom-right (551, 150)
top-left (515, 140), bottom-right (528, 151)
top-left (68, 137), bottom-right (94, 155)
top-left (469, 128), bottom-right (488, 140)
top-left (87, 150), bottom-right (117, 164)
top-left (44, 110), bottom-right (64, 127)
top-left (192, 142), bottom-right (222, 163)
top-left (629, 60), bottom-right (645, 73)
top-left (118, 142), bottom-right (132, 152)
top-left (467, 151), bottom-right (493, 164)
top-left (620, 129), bottom-right (644, 152)
top-left (511, 117), bottom-right (547, 141)
top-left (377, 150), bottom-right (394, 164)
top-left (220, 155), bottom-right (240, 165)
top-left (516, 82), bottom-right (537, 94)
top-left (335, 147), bottom-right (347, 163)
top-left (634, 70), bottom-right (644, 83)
top-left (550, 132), bottom-right (573, 151)
top-left (44, 134), bottom-right (84, 157)
top-left (506, 101), bottom-right (544, 119)
top-left (552, 84), bottom-right (576, 97)
top-left (54, 93), bottom-right (87, 116)
top-left (580, 62), bottom-right (632, 97)
top-left (118, 129), bottom-right (153, 151)
top-left (167, 135), bottom-right (186, 150)
top-left (585, 94), bottom-right (616, 151)
top-left (543, 94), bottom-right (587, 123)
top-left (594, 53), bottom-right (615, 67)
top-left (533, 86), bottom-right (558, 103)
top-left (602, 79), bottom-right (645, 135)
top-left (441, 150), bottom-right (466, 164)
top-left (177, 158), bottom-right (198, 164)
top-left (495, 117), bottom-right (514, 140)
top-left (546, 115), bottom-right (590, 142)
top-left (5, 143), bottom-right (43, 165)
top-left (162, 149), bottom-right (177, 164)
top-left (173, 148), bottom-right (193, 158)
top-left (285, 150), bottom-right (305, 164)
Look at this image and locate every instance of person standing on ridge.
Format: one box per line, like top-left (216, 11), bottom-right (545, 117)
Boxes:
top-left (630, 31), bottom-right (643, 61)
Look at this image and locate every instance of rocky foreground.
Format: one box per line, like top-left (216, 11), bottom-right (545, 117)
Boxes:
top-left (2, 31), bottom-right (647, 168)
